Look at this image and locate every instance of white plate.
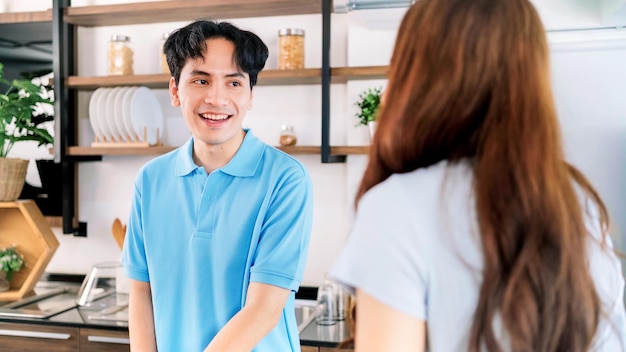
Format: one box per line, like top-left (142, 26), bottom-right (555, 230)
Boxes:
top-left (96, 88), bottom-right (114, 142)
top-left (104, 87), bottom-right (124, 142)
top-left (88, 88), bottom-right (107, 142)
top-left (129, 87), bottom-right (164, 145)
top-left (112, 87), bottom-right (131, 142)
top-left (121, 86), bottom-right (139, 141)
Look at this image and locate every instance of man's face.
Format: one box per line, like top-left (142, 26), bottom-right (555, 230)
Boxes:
top-left (169, 38), bottom-right (253, 148)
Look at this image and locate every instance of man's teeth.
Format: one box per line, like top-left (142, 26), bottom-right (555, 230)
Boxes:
top-left (201, 113), bottom-right (229, 120)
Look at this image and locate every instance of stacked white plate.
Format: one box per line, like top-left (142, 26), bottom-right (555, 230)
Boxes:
top-left (88, 86), bottom-right (164, 146)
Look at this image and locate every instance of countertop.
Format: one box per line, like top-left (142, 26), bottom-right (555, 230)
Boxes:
top-left (0, 280), bottom-right (351, 348)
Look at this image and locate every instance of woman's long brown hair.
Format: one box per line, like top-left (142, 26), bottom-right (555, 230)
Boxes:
top-left (356, 0), bottom-right (608, 351)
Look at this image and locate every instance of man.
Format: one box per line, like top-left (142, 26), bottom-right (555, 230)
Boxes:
top-left (122, 20), bottom-right (313, 351)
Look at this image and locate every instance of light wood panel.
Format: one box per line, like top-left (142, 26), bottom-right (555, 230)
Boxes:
top-left (67, 146), bottom-right (175, 156)
top-left (0, 10), bottom-right (52, 24)
top-left (65, 0), bottom-right (321, 27)
top-left (65, 66), bottom-right (388, 89)
top-left (45, 216), bottom-right (63, 228)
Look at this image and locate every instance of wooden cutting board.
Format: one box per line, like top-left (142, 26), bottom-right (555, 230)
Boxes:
top-left (111, 218), bottom-right (126, 250)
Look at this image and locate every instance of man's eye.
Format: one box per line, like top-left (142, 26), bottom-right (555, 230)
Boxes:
top-left (230, 81), bottom-right (241, 87)
top-left (193, 79), bottom-right (208, 85)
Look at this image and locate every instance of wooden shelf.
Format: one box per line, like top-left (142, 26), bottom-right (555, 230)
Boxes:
top-left (68, 145), bottom-right (176, 156)
top-left (331, 66), bottom-right (389, 83)
top-left (64, 0), bottom-right (321, 27)
top-left (66, 66), bottom-right (388, 89)
top-left (277, 146), bottom-right (370, 155)
top-left (67, 145), bottom-right (369, 156)
top-left (0, 201), bottom-right (59, 301)
top-left (0, 10), bottom-right (52, 24)
top-left (45, 216), bottom-right (62, 228)
top-left (66, 73), bottom-right (170, 89)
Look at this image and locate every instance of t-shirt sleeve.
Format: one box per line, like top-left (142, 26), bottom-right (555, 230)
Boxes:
top-left (249, 170), bottom-right (314, 292)
top-left (330, 183), bottom-right (429, 320)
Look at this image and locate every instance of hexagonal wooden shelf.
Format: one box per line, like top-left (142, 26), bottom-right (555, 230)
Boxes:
top-left (0, 200), bottom-right (59, 301)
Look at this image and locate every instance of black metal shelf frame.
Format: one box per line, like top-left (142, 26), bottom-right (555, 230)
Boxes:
top-left (54, 0), bottom-right (87, 236)
top-left (321, 0), bottom-right (347, 163)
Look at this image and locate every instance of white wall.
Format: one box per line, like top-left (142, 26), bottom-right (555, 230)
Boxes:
top-left (4, 0), bottom-right (626, 286)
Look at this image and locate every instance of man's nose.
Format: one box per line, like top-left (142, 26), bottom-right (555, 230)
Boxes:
top-left (204, 84), bottom-right (228, 106)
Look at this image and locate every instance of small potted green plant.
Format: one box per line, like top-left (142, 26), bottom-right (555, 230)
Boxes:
top-left (355, 86), bottom-right (382, 140)
top-left (0, 245), bottom-right (25, 291)
top-left (0, 62), bottom-right (54, 201)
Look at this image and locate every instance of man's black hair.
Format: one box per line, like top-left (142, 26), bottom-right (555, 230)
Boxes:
top-left (164, 20), bottom-right (269, 88)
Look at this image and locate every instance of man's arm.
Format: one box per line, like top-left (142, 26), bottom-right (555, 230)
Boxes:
top-left (128, 279), bottom-right (157, 352)
top-left (204, 282), bottom-right (291, 352)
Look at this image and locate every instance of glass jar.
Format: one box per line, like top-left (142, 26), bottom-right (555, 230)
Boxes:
top-left (159, 33), bottom-right (169, 74)
top-left (278, 28), bottom-right (305, 70)
top-left (279, 125), bottom-right (298, 146)
top-left (108, 34), bottom-right (134, 76)
top-left (315, 280), bottom-right (337, 325)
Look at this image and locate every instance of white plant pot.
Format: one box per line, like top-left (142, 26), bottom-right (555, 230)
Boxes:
top-left (367, 121), bottom-right (377, 141)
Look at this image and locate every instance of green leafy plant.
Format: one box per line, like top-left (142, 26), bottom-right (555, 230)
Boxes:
top-left (0, 62), bottom-right (54, 158)
top-left (0, 245), bottom-right (25, 281)
top-left (355, 86), bottom-right (382, 126)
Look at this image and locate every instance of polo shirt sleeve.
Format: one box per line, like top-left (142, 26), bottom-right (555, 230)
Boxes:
top-left (249, 170), bottom-right (313, 292)
top-left (122, 173), bottom-right (150, 283)
top-left (330, 182), bottom-right (428, 320)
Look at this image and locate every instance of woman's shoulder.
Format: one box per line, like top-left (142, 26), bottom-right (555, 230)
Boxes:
top-left (365, 159), bottom-right (473, 205)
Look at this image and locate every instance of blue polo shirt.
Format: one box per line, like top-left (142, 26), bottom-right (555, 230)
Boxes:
top-left (122, 130), bottom-right (313, 351)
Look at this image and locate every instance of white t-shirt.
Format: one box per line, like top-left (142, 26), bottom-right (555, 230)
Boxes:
top-left (330, 160), bottom-right (626, 351)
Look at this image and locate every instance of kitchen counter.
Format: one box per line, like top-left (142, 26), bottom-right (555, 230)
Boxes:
top-left (0, 280), bottom-right (351, 348)
top-left (299, 317), bottom-right (352, 348)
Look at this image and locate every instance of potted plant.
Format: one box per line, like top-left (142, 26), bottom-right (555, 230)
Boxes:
top-left (355, 86), bottom-right (382, 140)
top-left (0, 245), bottom-right (25, 292)
top-left (0, 62), bottom-right (54, 201)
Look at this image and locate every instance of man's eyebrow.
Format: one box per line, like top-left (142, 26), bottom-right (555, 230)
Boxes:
top-left (226, 72), bottom-right (246, 79)
top-left (188, 70), bottom-right (245, 79)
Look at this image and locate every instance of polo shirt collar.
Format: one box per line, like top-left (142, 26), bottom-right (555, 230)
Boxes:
top-left (174, 129), bottom-right (264, 177)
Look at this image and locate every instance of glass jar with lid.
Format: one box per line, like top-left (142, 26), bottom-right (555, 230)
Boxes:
top-left (159, 32), bottom-right (170, 74)
top-left (279, 125), bottom-right (298, 146)
top-left (278, 28), bottom-right (305, 70)
top-left (108, 34), bottom-right (134, 76)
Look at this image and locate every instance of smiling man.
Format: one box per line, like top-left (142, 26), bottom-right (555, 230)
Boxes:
top-left (121, 20), bottom-right (314, 352)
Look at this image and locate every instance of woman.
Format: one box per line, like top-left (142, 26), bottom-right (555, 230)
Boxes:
top-left (330, 0), bottom-right (626, 351)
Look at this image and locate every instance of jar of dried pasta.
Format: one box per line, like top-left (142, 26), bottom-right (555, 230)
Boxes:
top-left (278, 28), bottom-right (305, 70)
top-left (108, 34), bottom-right (134, 76)
top-left (159, 32), bottom-right (170, 74)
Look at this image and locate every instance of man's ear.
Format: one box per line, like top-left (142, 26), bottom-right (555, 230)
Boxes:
top-left (169, 77), bottom-right (180, 107)
top-left (248, 87), bottom-right (254, 110)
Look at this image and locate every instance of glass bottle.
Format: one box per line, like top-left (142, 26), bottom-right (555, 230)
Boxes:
top-left (315, 279), bottom-right (337, 325)
top-left (279, 125), bottom-right (298, 146)
top-left (108, 34), bottom-right (134, 76)
top-left (278, 28), bottom-right (305, 70)
top-left (160, 33), bottom-right (169, 74)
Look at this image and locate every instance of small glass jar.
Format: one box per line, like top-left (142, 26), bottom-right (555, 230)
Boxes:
top-left (278, 28), bottom-right (305, 70)
top-left (315, 279), bottom-right (337, 326)
top-left (159, 33), bottom-right (169, 74)
top-left (108, 34), bottom-right (134, 76)
top-left (279, 125), bottom-right (298, 146)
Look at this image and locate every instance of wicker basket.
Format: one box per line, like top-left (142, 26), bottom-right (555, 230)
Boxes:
top-left (0, 158), bottom-right (29, 202)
